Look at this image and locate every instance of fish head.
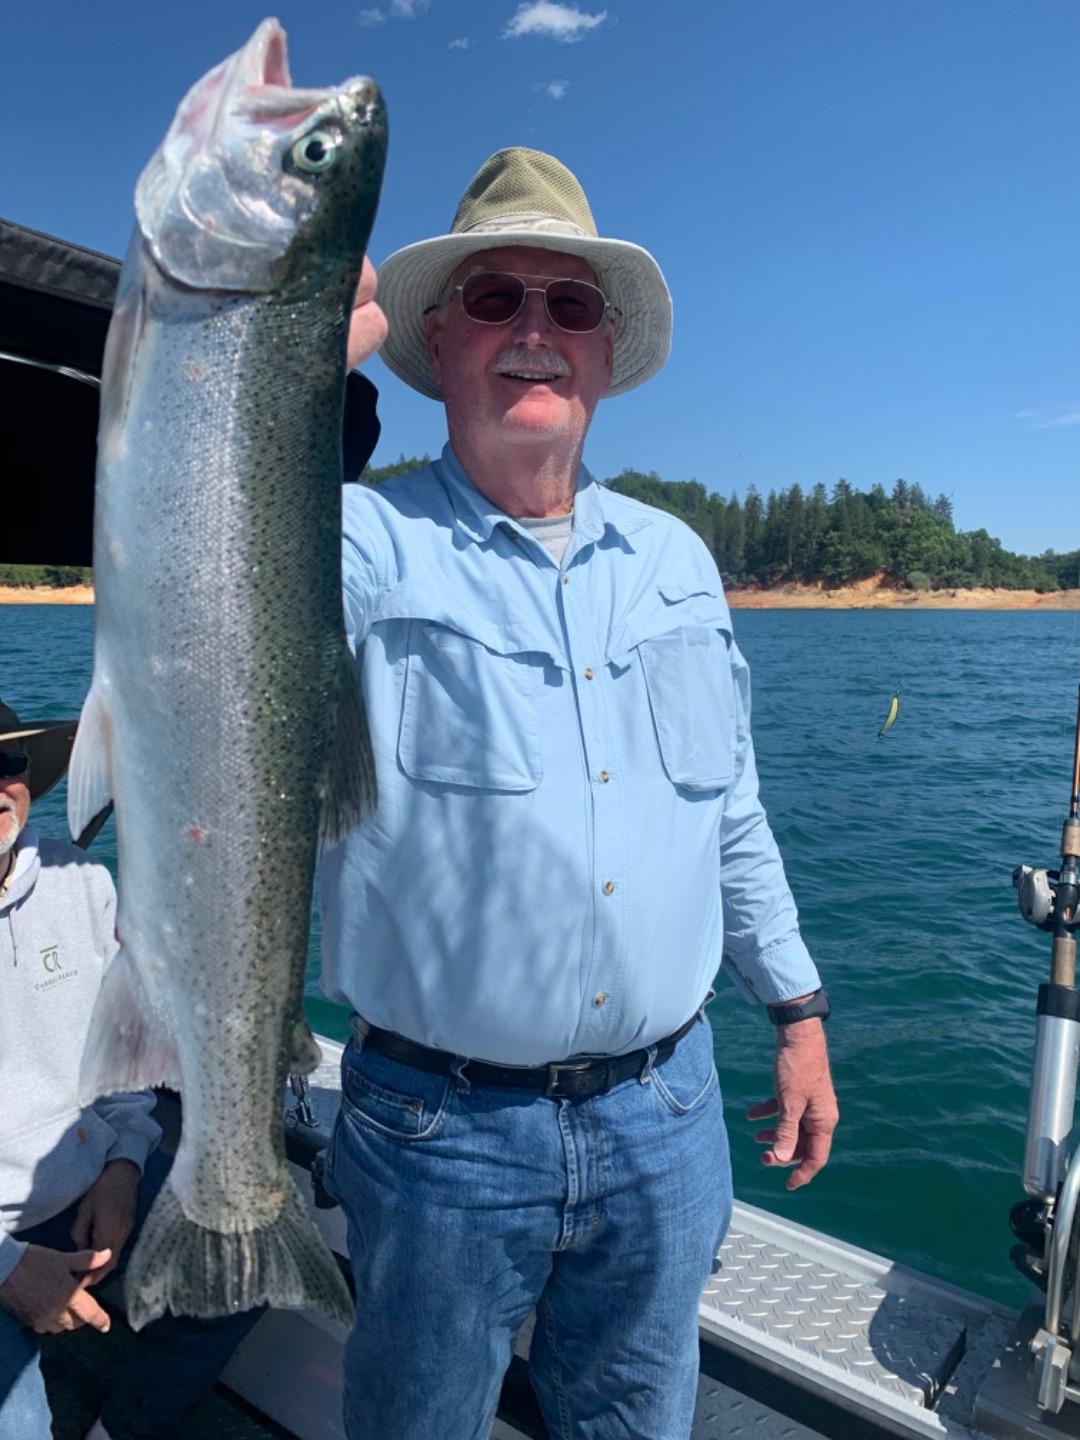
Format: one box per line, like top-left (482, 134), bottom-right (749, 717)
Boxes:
top-left (135, 18), bottom-right (387, 297)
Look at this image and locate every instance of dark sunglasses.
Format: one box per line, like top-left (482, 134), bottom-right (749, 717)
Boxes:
top-left (454, 271), bottom-right (616, 334)
top-left (0, 752), bottom-right (29, 780)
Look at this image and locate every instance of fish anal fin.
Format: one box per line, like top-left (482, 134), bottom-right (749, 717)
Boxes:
top-left (68, 681), bottom-right (114, 841)
top-left (79, 947), bottom-right (181, 1101)
top-left (318, 648), bottom-right (377, 847)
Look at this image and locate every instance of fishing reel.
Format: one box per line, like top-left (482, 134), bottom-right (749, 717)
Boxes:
top-left (1015, 863), bottom-right (1080, 936)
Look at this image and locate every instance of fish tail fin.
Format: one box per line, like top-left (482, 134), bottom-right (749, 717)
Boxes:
top-left (79, 946), bottom-right (182, 1100)
top-left (68, 680), bottom-right (114, 841)
top-left (124, 1177), bottom-right (353, 1332)
top-left (318, 647), bottom-right (377, 846)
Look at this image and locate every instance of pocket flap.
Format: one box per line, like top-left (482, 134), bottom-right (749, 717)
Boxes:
top-left (372, 583), bottom-right (564, 667)
top-left (607, 584), bottom-right (733, 668)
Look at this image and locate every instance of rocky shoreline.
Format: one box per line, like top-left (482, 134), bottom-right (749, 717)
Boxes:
top-left (3, 581), bottom-right (1078, 610)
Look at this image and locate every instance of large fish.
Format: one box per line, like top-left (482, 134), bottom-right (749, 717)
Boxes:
top-left (67, 19), bottom-right (385, 1330)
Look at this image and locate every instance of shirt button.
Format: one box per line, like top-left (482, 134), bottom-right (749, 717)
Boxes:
top-left (594, 992), bottom-right (607, 1007)
top-left (602, 880), bottom-right (616, 896)
top-left (561, 574), bottom-right (569, 585)
top-left (598, 770), bottom-right (610, 783)
top-left (583, 667), bottom-right (594, 680)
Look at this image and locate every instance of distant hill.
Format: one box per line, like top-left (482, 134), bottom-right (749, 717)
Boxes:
top-left (5, 460), bottom-right (1072, 593)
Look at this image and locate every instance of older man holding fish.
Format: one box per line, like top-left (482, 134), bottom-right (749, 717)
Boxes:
top-left (322, 146), bottom-right (838, 1439)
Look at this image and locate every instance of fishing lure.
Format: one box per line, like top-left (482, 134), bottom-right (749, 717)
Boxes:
top-left (878, 689), bottom-right (901, 738)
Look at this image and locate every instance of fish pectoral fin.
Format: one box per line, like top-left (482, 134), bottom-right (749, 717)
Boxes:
top-left (318, 648), bottom-right (377, 847)
top-left (67, 680), bottom-right (115, 841)
top-left (289, 1017), bottom-right (322, 1074)
top-left (123, 1175), bottom-right (353, 1331)
top-left (79, 946), bottom-right (182, 1100)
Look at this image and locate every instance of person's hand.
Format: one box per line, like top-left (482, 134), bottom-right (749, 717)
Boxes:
top-left (0, 1245), bottom-right (113, 1334)
top-left (69, 1159), bottom-right (140, 1284)
top-left (748, 1019), bottom-right (838, 1189)
top-left (347, 257), bottom-right (388, 371)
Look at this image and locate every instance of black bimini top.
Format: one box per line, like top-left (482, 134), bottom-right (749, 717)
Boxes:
top-left (0, 218), bottom-right (381, 567)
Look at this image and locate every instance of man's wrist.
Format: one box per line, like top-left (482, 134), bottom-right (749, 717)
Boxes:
top-left (766, 987), bottom-right (831, 1026)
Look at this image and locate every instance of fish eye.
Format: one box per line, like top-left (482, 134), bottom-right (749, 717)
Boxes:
top-left (291, 129), bottom-right (341, 174)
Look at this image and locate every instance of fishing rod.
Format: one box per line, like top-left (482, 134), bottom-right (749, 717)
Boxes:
top-left (1010, 684), bottom-right (1080, 1412)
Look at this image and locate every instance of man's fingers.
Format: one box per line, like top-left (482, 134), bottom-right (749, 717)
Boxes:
top-left (353, 256), bottom-right (378, 309)
top-left (786, 1129), bottom-right (835, 1190)
top-left (68, 1248), bottom-right (112, 1276)
top-left (70, 1287), bottom-right (111, 1334)
top-left (769, 1102), bottom-right (804, 1163)
top-left (746, 1098), bottom-right (778, 1121)
top-left (753, 1128), bottom-right (778, 1145)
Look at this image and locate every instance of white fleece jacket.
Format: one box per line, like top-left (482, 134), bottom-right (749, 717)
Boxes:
top-left (0, 826), bottom-right (161, 1286)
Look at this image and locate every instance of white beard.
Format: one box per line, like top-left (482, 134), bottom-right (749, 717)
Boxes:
top-left (0, 806), bottom-right (21, 858)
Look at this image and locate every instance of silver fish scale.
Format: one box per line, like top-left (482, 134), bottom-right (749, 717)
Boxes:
top-left (702, 1225), bottom-right (966, 1405)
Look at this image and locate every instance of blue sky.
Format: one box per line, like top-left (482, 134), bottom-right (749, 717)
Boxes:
top-left (5, 1), bottom-right (1078, 555)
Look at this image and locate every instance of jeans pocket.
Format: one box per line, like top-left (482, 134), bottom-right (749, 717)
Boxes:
top-left (339, 1040), bottom-right (452, 1142)
top-left (650, 1018), bottom-right (719, 1117)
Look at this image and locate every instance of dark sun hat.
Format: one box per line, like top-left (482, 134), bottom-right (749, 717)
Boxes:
top-left (376, 147), bottom-right (672, 401)
top-left (0, 700), bottom-right (78, 801)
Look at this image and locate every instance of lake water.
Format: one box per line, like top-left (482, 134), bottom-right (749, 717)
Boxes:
top-left (6, 601), bottom-right (1080, 1307)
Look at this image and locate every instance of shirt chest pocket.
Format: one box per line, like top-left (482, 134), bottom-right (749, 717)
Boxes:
top-left (399, 620), bottom-right (548, 791)
top-left (621, 586), bottom-right (738, 791)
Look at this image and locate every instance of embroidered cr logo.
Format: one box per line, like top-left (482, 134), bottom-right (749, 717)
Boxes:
top-left (41, 946), bottom-right (61, 974)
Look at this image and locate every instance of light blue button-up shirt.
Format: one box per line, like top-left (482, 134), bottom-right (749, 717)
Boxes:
top-left (319, 444), bottom-right (820, 1065)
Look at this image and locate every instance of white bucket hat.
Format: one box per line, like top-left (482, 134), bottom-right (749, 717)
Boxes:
top-left (376, 147), bottom-right (672, 400)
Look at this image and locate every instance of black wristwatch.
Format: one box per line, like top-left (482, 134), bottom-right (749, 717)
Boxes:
top-left (767, 987), bottom-right (831, 1026)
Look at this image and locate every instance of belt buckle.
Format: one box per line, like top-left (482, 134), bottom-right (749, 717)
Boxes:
top-left (545, 1060), bottom-right (597, 1099)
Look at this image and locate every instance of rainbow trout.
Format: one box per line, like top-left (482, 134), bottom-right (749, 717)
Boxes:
top-left (67, 19), bottom-right (385, 1329)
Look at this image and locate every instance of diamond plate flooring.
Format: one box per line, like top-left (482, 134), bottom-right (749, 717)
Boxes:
top-left (704, 1223), bottom-right (968, 1406)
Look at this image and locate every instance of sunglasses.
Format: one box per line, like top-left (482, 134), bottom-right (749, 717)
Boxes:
top-left (453, 271), bottom-right (616, 334)
top-left (0, 752), bottom-right (29, 780)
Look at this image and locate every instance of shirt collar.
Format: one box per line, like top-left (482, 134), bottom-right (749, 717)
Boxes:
top-left (433, 442), bottom-right (652, 550)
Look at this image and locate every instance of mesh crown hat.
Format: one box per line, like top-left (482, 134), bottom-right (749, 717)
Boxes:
top-left (376, 147), bottom-right (672, 400)
top-left (0, 700), bottom-right (78, 802)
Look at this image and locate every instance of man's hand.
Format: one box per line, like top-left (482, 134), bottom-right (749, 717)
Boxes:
top-left (0, 1244), bottom-right (113, 1334)
top-left (347, 258), bottom-right (388, 371)
top-left (748, 1019), bottom-right (838, 1189)
top-left (69, 1159), bottom-right (140, 1284)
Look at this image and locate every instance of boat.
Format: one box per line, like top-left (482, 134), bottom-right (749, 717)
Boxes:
top-left (4, 216), bottom-right (1079, 1440)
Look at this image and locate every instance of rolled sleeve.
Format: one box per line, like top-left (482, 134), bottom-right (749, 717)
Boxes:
top-left (719, 641), bottom-right (822, 1005)
top-left (94, 1091), bottom-right (161, 1175)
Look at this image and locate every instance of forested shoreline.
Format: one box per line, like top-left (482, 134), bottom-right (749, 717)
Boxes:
top-left (4, 458), bottom-right (1075, 592)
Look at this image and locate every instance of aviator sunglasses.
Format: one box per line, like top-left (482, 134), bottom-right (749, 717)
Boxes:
top-left (0, 752), bottom-right (29, 780)
top-left (452, 272), bottom-right (617, 334)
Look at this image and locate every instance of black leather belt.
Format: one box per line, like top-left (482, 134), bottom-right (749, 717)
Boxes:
top-left (359, 1012), bottom-right (701, 1100)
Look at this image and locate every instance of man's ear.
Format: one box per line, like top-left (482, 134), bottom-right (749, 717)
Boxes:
top-left (425, 308), bottom-right (444, 387)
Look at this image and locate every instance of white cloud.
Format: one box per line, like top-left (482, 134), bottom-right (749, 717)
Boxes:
top-left (535, 79), bottom-right (570, 99)
top-left (359, 0), bottom-right (429, 24)
top-left (448, 36), bottom-right (472, 48)
top-left (503, 2), bottom-right (607, 43)
top-left (1015, 403), bottom-right (1080, 430)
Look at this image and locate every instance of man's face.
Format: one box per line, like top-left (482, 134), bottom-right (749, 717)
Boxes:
top-left (0, 753), bottom-right (30, 858)
top-left (426, 245), bottom-right (614, 453)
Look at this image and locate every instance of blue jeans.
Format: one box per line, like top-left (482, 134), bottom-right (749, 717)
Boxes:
top-left (324, 1011), bottom-right (732, 1440)
top-left (0, 1149), bottom-right (263, 1440)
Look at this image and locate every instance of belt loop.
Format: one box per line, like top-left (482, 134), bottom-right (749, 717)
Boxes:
top-left (450, 1056), bottom-right (472, 1095)
top-left (639, 1043), bottom-right (658, 1084)
top-left (349, 1013), bottom-right (369, 1052)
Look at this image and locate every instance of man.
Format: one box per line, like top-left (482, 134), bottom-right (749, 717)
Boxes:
top-left (322, 148), bottom-right (839, 1439)
top-left (0, 701), bottom-right (260, 1440)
